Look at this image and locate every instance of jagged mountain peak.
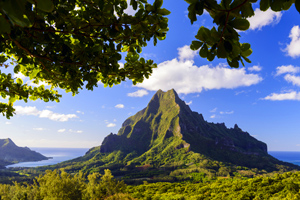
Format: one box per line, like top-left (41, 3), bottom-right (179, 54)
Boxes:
top-left (98, 89), bottom-right (284, 169)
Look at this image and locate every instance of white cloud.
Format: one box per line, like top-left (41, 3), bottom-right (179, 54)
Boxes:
top-left (284, 26), bottom-right (300, 58)
top-left (76, 110), bottom-right (84, 114)
top-left (220, 111), bottom-right (234, 114)
top-left (275, 65), bottom-right (300, 76)
top-left (284, 74), bottom-right (300, 86)
top-left (58, 129), bottom-right (66, 133)
top-left (39, 110), bottom-right (77, 122)
top-left (127, 89), bottom-right (149, 97)
top-left (143, 53), bottom-right (157, 60)
top-left (210, 114), bottom-right (216, 118)
top-left (14, 106), bottom-right (40, 116)
top-left (14, 72), bottom-right (26, 80)
top-left (118, 62), bottom-right (124, 69)
top-left (115, 104), bottom-right (124, 108)
top-left (33, 128), bottom-right (45, 131)
top-left (136, 58), bottom-right (262, 94)
top-left (248, 65), bottom-right (262, 72)
top-left (5, 122), bottom-right (11, 125)
top-left (185, 100), bottom-right (192, 105)
top-left (107, 123), bottom-right (116, 127)
top-left (263, 91), bottom-right (300, 101)
top-left (68, 129), bottom-right (82, 133)
top-left (248, 8), bottom-right (282, 30)
top-left (178, 45), bottom-right (198, 61)
top-left (14, 106), bottom-right (78, 122)
top-left (124, 0), bottom-right (136, 15)
top-left (235, 90), bottom-right (247, 95)
top-left (210, 107), bottom-right (217, 112)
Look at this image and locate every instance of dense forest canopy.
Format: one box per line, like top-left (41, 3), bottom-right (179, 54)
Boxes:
top-left (2, 169), bottom-right (300, 199)
top-left (0, 0), bottom-right (298, 118)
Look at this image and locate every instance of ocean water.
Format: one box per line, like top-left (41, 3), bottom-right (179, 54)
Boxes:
top-left (269, 151), bottom-right (300, 166)
top-left (5, 149), bottom-right (300, 168)
top-left (6, 147), bottom-right (89, 168)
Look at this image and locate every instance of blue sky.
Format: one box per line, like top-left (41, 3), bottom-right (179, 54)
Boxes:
top-left (2, 1), bottom-right (300, 151)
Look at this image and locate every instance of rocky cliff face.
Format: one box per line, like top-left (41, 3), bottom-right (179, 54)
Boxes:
top-left (99, 89), bottom-right (272, 168)
top-left (0, 138), bottom-right (48, 165)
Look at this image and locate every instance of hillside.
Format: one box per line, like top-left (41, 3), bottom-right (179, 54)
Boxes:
top-left (46, 89), bottom-right (299, 180)
top-left (0, 138), bottom-right (48, 168)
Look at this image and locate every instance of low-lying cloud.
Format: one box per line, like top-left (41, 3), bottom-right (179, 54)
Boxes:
top-left (14, 106), bottom-right (77, 122)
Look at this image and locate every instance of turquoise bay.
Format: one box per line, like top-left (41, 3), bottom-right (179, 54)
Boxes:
top-left (6, 147), bottom-right (89, 168)
top-left (5, 148), bottom-right (300, 168)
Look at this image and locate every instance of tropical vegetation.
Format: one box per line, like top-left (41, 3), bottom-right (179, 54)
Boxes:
top-left (2, 169), bottom-right (300, 199)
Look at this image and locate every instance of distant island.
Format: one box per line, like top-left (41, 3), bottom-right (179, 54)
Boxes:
top-left (0, 138), bottom-right (49, 168)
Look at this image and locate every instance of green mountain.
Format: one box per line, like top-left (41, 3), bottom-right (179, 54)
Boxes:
top-left (50, 89), bottom-right (299, 177)
top-left (0, 138), bottom-right (48, 168)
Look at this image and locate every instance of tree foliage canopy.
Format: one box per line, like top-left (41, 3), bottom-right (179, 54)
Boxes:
top-left (0, 0), bottom-right (169, 118)
top-left (0, 0), bottom-right (298, 118)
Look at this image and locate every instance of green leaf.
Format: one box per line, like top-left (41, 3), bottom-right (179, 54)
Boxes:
top-left (200, 44), bottom-right (208, 58)
top-left (195, 1), bottom-right (204, 15)
top-left (16, 78), bottom-right (23, 85)
top-left (213, 12), bottom-right (227, 25)
top-left (241, 43), bottom-right (251, 51)
top-left (157, 8), bottom-right (171, 15)
top-left (217, 42), bottom-right (228, 58)
top-left (36, 0), bottom-right (54, 12)
top-left (190, 40), bottom-right (203, 50)
top-left (188, 4), bottom-right (197, 24)
top-left (131, 0), bottom-right (138, 10)
top-left (227, 58), bottom-right (239, 68)
top-left (0, 15), bottom-right (11, 33)
top-left (222, 0), bottom-right (232, 9)
top-left (242, 55), bottom-right (251, 63)
top-left (270, 0), bottom-right (283, 11)
top-left (260, 0), bottom-right (271, 11)
top-left (282, 1), bottom-right (293, 10)
top-left (145, 5), bottom-right (154, 12)
top-left (137, 46), bottom-right (142, 53)
top-left (240, 2), bottom-right (254, 18)
top-left (229, 19), bottom-right (250, 31)
top-left (224, 41), bottom-right (233, 52)
top-left (241, 48), bottom-right (252, 57)
top-left (295, 0), bottom-right (300, 13)
top-left (196, 26), bottom-right (211, 42)
top-left (184, 0), bottom-right (198, 4)
top-left (207, 51), bottom-right (215, 61)
top-left (154, 0), bottom-right (163, 9)
top-left (29, 68), bottom-right (40, 79)
top-left (2, 0), bottom-right (31, 27)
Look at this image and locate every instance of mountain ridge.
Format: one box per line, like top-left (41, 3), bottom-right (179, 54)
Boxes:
top-left (0, 138), bottom-right (49, 168)
top-left (100, 89), bottom-right (269, 167)
top-left (48, 89), bottom-right (299, 179)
